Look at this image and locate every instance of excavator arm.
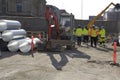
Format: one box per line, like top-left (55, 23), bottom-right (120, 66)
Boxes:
top-left (46, 6), bottom-right (60, 40)
top-left (87, 2), bottom-right (116, 28)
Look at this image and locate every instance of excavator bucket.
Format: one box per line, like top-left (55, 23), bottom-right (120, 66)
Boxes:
top-left (115, 3), bottom-right (120, 9)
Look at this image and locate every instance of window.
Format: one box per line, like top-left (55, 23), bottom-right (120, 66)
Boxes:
top-left (16, 0), bottom-right (22, 12)
top-left (2, 0), bottom-right (6, 14)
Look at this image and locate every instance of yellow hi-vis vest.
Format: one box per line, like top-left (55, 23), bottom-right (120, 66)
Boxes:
top-left (90, 29), bottom-right (97, 37)
top-left (75, 28), bottom-right (82, 37)
top-left (99, 29), bottom-right (105, 37)
top-left (83, 28), bottom-right (89, 36)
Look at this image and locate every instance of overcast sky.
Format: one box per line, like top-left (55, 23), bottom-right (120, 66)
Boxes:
top-left (46, 0), bottom-right (119, 19)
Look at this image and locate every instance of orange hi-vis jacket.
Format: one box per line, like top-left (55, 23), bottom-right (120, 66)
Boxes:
top-left (89, 28), bottom-right (98, 37)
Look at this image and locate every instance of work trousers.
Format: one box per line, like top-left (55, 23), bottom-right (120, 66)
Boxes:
top-left (83, 35), bottom-right (89, 43)
top-left (0, 39), bottom-right (1, 56)
top-left (99, 37), bottom-right (105, 44)
top-left (72, 35), bottom-right (77, 42)
top-left (77, 36), bottom-right (82, 46)
top-left (91, 37), bottom-right (97, 47)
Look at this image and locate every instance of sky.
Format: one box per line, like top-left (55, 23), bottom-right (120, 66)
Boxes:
top-left (46, 0), bottom-right (120, 19)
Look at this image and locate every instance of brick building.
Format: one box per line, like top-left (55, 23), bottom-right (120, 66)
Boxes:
top-left (0, 0), bottom-right (48, 33)
top-left (0, 0), bottom-right (46, 17)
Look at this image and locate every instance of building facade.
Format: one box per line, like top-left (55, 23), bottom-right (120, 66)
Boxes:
top-left (0, 0), bottom-right (46, 17)
top-left (0, 0), bottom-right (48, 33)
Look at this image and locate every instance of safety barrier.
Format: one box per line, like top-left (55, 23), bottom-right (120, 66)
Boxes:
top-left (110, 42), bottom-right (120, 66)
top-left (113, 42), bottom-right (117, 64)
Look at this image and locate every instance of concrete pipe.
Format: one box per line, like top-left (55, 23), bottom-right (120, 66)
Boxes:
top-left (7, 38), bottom-right (30, 52)
top-left (19, 38), bottom-right (41, 53)
top-left (0, 20), bottom-right (21, 31)
top-left (2, 29), bottom-right (26, 42)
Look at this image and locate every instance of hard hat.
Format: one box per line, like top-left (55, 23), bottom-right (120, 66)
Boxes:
top-left (92, 25), bottom-right (95, 28)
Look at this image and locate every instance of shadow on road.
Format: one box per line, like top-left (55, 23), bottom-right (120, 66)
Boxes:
top-left (47, 52), bottom-right (68, 70)
top-left (0, 51), bottom-right (35, 59)
top-left (65, 49), bottom-right (91, 59)
top-left (46, 48), bottom-right (91, 70)
top-left (95, 46), bottom-right (113, 52)
top-left (95, 47), bottom-right (109, 52)
top-left (0, 51), bottom-right (17, 59)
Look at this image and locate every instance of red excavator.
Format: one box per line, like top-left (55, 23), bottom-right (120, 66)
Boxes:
top-left (45, 5), bottom-right (75, 51)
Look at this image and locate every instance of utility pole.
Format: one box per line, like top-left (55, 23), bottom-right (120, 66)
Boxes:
top-left (81, 0), bottom-right (83, 19)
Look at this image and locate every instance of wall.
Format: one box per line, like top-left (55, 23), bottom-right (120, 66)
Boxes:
top-left (0, 0), bottom-right (46, 17)
top-left (0, 16), bottom-right (48, 32)
top-left (74, 19), bottom-right (120, 35)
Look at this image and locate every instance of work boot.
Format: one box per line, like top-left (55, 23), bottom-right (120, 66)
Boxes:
top-left (103, 44), bottom-right (106, 48)
top-left (99, 44), bottom-right (102, 47)
top-left (91, 45), bottom-right (93, 47)
top-left (86, 43), bottom-right (89, 48)
top-left (94, 44), bottom-right (97, 48)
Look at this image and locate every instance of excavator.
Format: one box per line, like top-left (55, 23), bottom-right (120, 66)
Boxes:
top-left (40, 2), bottom-right (120, 51)
top-left (45, 5), bottom-right (75, 51)
top-left (87, 2), bottom-right (120, 28)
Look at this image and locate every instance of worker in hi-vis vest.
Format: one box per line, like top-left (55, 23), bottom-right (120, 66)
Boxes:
top-left (82, 25), bottom-right (89, 46)
top-left (75, 25), bottom-right (82, 46)
top-left (89, 25), bottom-right (98, 47)
top-left (99, 26), bottom-right (106, 47)
top-left (0, 39), bottom-right (2, 57)
top-left (72, 28), bottom-right (77, 42)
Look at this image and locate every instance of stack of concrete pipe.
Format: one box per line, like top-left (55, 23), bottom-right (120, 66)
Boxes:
top-left (7, 37), bottom-right (30, 52)
top-left (19, 38), bottom-right (41, 53)
top-left (2, 29), bottom-right (26, 42)
top-left (7, 38), bottom-right (41, 53)
top-left (0, 19), bottom-right (41, 53)
top-left (0, 20), bottom-right (21, 31)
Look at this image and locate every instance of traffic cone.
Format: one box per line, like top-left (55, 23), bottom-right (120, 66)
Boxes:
top-left (110, 42), bottom-right (120, 66)
top-left (31, 36), bottom-right (34, 51)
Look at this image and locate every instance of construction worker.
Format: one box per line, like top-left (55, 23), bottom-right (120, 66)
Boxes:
top-left (72, 28), bottom-right (76, 42)
top-left (90, 25), bottom-right (98, 47)
top-left (99, 26), bottom-right (106, 47)
top-left (82, 25), bottom-right (89, 46)
top-left (75, 25), bottom-right (82, 46)
top-left (96, 26), bottom-right (99, 43)
top-left (0, 47), bottom-right (1, 57)
top-left (0, 46), bottom-right (1, 57)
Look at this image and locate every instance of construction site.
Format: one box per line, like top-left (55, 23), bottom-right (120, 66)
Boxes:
top-left (0, 0), bottom-right (120, 80)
